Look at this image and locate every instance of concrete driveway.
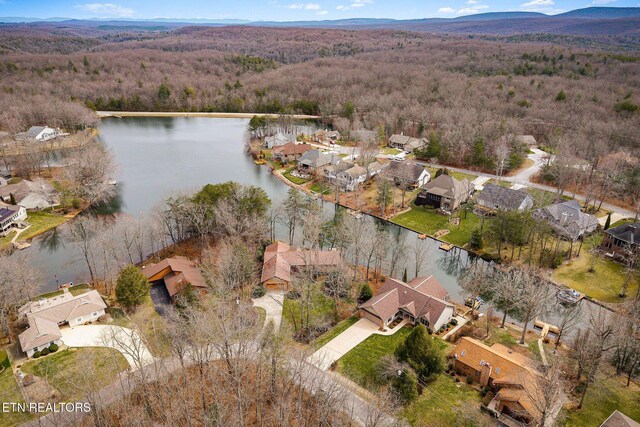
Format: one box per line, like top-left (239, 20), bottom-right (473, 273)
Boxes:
top-left (308, 318), bottom-right (408, 371)
top-left (149, 283), bottom-right (171, 317)
top-left (60, 325), bottom-right (154, 370)
top-left (252, 290), bottom-right (284, 331)
top-left (511, 148), bottom-right (551, 184)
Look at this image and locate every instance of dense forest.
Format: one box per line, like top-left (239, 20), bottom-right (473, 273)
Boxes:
top-left (0, 25), bottom-right (638, 175)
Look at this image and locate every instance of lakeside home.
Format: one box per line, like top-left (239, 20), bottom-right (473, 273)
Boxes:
top-left (143, 256), bottom-right (208, 302)
top-left (533, 200), bottom-right (599, 241)
top-left (0, 179), bottom-right (60, 210)
top-left (476, 183), bottom-right (534, 214)
top-left (16, 126), bottom-right (63, 142)
top-left (0, 202), bottom-right (27, 236)
top-left (415, 174), bottom-right (473, 212)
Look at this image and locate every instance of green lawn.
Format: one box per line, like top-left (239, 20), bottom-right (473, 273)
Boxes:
top-left (283, 168), bottom-right (309, 185)
top-left (21, 347), bottom-right (129, 401)
top-left (391, 204), bottom-right (485, 247)
top-left (381, 147), bottom-right (402, 155)
top-left (0, 211), bottom-right (69, 249)
top-left (562, 375), bottom-right (640, 426)
top-left (311, 316), bottom-right (359, 350)
top-left (310, 182), bottom-right (331, 195)
top-left (31, 283), bottom-right (91, 301)
top-left (553, 252), bottom-right (638, 303)
top-left (449, 171), bottom-right (478, 182)
top-left (336, 326), bottom-right (412, 387)
top-left (402, 374), bottom-right (490, 427)
top-left (282, 291), bottom-right (336, 333)
top-left (0, 349), bottom-right (33, 427)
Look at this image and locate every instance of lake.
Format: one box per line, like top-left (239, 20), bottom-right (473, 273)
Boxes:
top-left (23, 116), bottom-right (477, 303)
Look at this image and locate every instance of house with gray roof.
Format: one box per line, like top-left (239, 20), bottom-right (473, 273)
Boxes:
top-left (415, 174), bottom-right (472, 212)
top-left (18, 289), bottom-right (107, 357)
top-left (602, 223), bottom-right (640, 257)
top-left (600, 410), bottom-right (640, 427)
top-left (533, 200), bottom-right (598, 241)
top-left (264, 132), bottom-right (296, 149)
top-left (476, 183), bottom-right (534, 214)
top-left (0, 179), bottom-right (60, 210)
top-left (324, 161), bottom-right (387, 191)
top-left (297, 150), bottom-right (340, 173)
top-left (359, 275), bottom-right (454, 331)
top-left (16, 126), bottom-right (63, 142)
top-left (384, 160), bottom-right (430, 189)
top-left (388, 134), bottom-right (427, 153)
top-left (0, 202), bottom-right (27, 236)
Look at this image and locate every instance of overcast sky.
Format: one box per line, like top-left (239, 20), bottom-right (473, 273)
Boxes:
top-left (1, 0), bottom-right (637, 20)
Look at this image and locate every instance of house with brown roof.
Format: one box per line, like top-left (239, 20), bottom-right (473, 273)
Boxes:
top-left (272, 142), bottom-right (312, 163)
top-left (18, 289), bottom-right (107, 357)
top-left (359, 275), bottom-right (454, 331)
top-left (143, 256), bottom-right (207, 301)
top-left (415, 174), bottom-right (472, 212)
top-left (261, 241), bottom-right (341, 289)
top-left (452, 337), bottom-right (544, 425)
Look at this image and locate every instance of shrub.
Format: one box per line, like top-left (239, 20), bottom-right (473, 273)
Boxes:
top-left (450, 371), bottom-right (455, 377)
top-left (555, 90), bottom-right (567, 101)
top-left (32, 351), bottom-right (41, 358)
top-left (358, 283), bottom-right (373, 303)
top-left (48, 343), bottom-right (59, 353)
top-left (391, 370), bottom-right (419, 405)
top-left (252, 286), bottom-right (267, 298)
top-left (450, 318), bottom-right (458, 326)
top-left (41, 348), bottom-right (50, 356)
top-left (466, 376), bottom-right (473, 384)
top-left (395, 325), bottom-right (444, 382)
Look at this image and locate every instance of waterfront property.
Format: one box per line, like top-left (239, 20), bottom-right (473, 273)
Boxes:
top-left (475, 183), bottom-right (534, 214)
top-left (323, 160), bottom-right (386, 192)
top-left (533, 200), bottom-right (599, 241)
top-left (16, 126), bottom-right (63, 142)
top-left (359, 275), bottom-right (454, 331)
top-left (18, 290), bottom-right (107, 357)
top-left (415, 174), bottom-right (472, 212)
top-left (602, 222), bottom-right (640, 257)
top-left (451, 337), bottom-right (543, 425)
top-left (313, 129), bottom-right (341, 144)
top-left (0, 179), bottom-right (60, 210)
top-left (388, 134), bottom-right (427, 153)
top-left (297, 149), bottom-right (341, 173)
top-left (261, 241), bottom-right (341, 289)
top-left (143, 256), bottom-right (208, 302)
top-left (272, 142), bottom-right (312, 163)
top-left (264, 132), bottom-right (296, 149)
top-left (0, 202), bottom-right (27, 236)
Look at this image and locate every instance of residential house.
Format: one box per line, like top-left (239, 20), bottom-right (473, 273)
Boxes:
top-left (0, 179), bottom-right (60, 210)
top-left (297, 150), bottom-right (340, 173)
top-left (18, 289), bottom-right (107, 357)
top-left (313, 130), bottom-right (341, 144)
top-left (264, 132), bottom-right (296, 149)
top-left (384, 160), bottom-right (430, 189)
top-left (143, 256), bottom-right (208, 302)
top-left (359, 275), bottom-right (454, 331)
top-left (415, 174), bottom-right (472, 212)
top-left (16, 126), bottom-right (63, 142)
top-left (324, 161), bottom-right (386, 192)
top-left (533, 200), bottom-right (598, 241)
top-left (0, 202), bottom-right (27, 236)
top-left (602, 223), bottom-right (640, 256)
top-left (261, 241), bottom-right (341, 290)
top-left (272, 142), bottom-right (312, 163)
top-left (452, 337), bottom-right (543, 425)
top-left (476, 183), bottom-right (534, 214)
top-left (600, 410), bottom-right (640, 427)
top-left (388, 134), bottom-right (427, 153)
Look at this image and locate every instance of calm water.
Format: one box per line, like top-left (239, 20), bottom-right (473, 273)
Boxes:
top-left (20, 116), bottom-right (584, 329)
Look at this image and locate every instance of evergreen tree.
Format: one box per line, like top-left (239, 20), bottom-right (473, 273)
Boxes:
top-left (395, 325), bottom-right (444, 381)
top-left (604, 213), bottom-right (611, 230)
top-left (358, 283), bottom-right (373, 303)
top-left (116, 265), bottom-right (149, 310)
top-left (9, 193), bottom-right (16, 205)
top-left (435, 168), bottom-right (449, 178)
top-left (391, 369), bottom-right (418, 405)
top-left (469, 228), bottom-right (483, 250)
top-left (402, 268), bottom-right (408, 283)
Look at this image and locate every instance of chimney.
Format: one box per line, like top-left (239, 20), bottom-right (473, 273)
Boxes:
top-left (479, 361), bottom-right (492, 387)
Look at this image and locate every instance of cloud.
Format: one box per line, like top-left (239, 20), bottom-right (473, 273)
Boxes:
top-left (75, 3), bottom-right (134, 17)
top-left (466, 0), bottom-right (479, 4)
top-left (316, 10), bottom-right (328, 15)
top-left (456, 4), bottom-right (489, 14)
top-left (519, 0), bottom-right (562, 12)
top-left (591, 0), bottom-right (616, 4)
top-left (286, 3), bottom-right (322, 10)
top-left (438, 7), bottom-right (456, 13)
top-left (337, 0), bottom-right (372, 11)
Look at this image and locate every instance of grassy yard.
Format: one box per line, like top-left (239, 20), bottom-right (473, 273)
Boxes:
top-left (391, 204), bottom-right (485, 247)
top-left (402, 374), bottom-right (490, 427)
top-left (449, 171), bottom-right (478, 182)
top-left (0, 211), bottom-right (69, 249)
top-left (128, 294), bottom-right (171, 357)
top-left (336, 326), bottom-right (412, 387)
top-left (311, 316), bottom-right (359, 350)
top-left (310, 182), bottom-right (331, 195)
top-left (0, 349), bottom-right (34, 427)
top-left (282, 291), bottom-right (336, 333)
top-left (32, 283), bottom-right (91, 301)
top-left (21, 347), bottom-right (129, 401)
top-left (283, 168), bottom-right (309, 185)
top-left (381, 147), bottom-right (402, 155)
top-left (562, 375), bottom-right (640, 426)
top-left (552, 251), bottom-right (638, 303)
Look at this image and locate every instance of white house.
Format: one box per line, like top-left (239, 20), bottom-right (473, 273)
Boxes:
top-left (18, 126), bottom-right (63, 142)
top-left (0, 203), bottom-right (27, 236)
top-left (18, 290), bottom-right (107, 357)
top-left (264, 132), bottom-right (296, 149)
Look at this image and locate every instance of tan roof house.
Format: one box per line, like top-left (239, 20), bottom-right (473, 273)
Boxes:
top-left (388, 134), bottom-right (427, 153)
top-left (359, 275), bottom-right (454, 331)
top-left (452, 337), bottom-right (544, 425)
top-left (143, 256), bottom-right (208, 301)
top-left (600, 410), bottom-right (640, 427)
top-left (18, 289), bottom-right (107, 357)
top-left (272, 142), bottom-right (312, 163)
top-left (0, 179), bottom-right (60, 210)
top-left (416, 174), bottom-right (472, 212)
top-left (261, 241), bottom-right (341, 289)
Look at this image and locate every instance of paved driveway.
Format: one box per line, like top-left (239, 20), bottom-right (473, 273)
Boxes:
top-left (252, 290), bottom-right (284, 331)
top-left (60, 325), bottom-right (154, 370)
top-left (149, 283), bottom-right (171, 317)
top-left (308, 318), bottom-right (408, 371)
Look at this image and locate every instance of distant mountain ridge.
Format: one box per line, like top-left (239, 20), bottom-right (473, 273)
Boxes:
top-left (1, 7), bottom-right (640, 37)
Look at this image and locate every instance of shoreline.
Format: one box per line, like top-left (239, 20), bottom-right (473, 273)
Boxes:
top-left (96, 111), bottom-right (323, 119)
